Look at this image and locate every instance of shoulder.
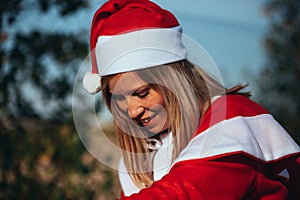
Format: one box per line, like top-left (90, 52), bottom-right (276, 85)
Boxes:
top-left (197, 94), bottom-right (269, 134)
top-left (224, 94), bottom-right (268, 116)
top-left (212, 94), bottom-right (269, 118)
top-left (181, 94), bottom-right (300, 168)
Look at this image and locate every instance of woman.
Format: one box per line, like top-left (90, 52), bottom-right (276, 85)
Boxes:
top-left (82, 0), bottom-right (300, 199)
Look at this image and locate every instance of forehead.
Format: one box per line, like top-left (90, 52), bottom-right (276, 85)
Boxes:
top-left (109, 72), bottom-right (147, 95)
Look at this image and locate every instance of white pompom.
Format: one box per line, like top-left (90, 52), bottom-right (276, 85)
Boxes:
top-left (82, 72), bottom-right (102, 94)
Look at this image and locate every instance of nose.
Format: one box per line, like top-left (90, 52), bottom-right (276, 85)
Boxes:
top-left (127, 96), bottom-right (144, 119)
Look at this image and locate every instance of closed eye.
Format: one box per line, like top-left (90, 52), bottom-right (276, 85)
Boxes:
top-left (134, 87), bottom-right (150, 99)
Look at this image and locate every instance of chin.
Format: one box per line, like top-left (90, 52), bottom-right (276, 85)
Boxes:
top-left (147, 126), bottom-right (168, 136)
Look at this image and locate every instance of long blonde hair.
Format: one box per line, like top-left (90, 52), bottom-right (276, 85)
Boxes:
top-left (101, 60), bottom-right (248, 188)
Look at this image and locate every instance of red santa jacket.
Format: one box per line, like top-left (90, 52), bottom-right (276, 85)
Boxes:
top-left (119, 95), bottom-right (300, 200)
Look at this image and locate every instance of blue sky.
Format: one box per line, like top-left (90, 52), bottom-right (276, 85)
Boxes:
top-left (152, 0), bottom-right (269, 91)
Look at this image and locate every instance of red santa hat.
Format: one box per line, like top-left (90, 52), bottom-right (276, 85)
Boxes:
top-left (83, 0), bottom-right (187, 94)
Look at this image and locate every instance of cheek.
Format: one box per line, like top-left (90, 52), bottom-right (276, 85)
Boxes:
top-left (116, 101), bottom-right (127, 112)
top-left (148, 94), bottom-right (167, 115)
top-left (154, 93), bottom-right (166, 108)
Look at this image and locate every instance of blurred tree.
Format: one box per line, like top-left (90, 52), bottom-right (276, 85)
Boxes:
top-left (0, 0), bottom-right (120, 199)
top-left (257, 0), bottom-right (300, 144)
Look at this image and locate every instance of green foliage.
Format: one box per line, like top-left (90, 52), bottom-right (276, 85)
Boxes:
top-left (1, 0), bottom-right (88, 118)
top-left (258, 0), bottom-right (300, 143)
top-left (0, 0), bottom-right (120, 199)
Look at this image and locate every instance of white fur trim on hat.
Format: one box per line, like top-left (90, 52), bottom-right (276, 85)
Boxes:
top-left (83, 72), bottom-right (101, 94)
top-left (95, 26), bottom-right (186, 76)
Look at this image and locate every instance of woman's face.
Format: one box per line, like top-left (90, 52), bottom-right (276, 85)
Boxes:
top-left (109, 72), bottom-right (168, 134)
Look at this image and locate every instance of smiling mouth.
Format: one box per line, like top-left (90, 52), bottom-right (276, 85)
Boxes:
top-left (138, 114), bottom-right (157, 126)
top-left (140, 117), bottom-right (151, 124)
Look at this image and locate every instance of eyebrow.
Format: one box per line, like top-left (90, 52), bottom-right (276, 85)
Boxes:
top-left (133, 85), bottom-right (149, 94)
top-left (110, 84), bottom-right (149, 96)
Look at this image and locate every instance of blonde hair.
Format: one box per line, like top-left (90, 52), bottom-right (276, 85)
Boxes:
top-left (101, 60), bottom-right (248, 188)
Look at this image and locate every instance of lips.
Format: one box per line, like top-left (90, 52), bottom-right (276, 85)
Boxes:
top-left (139, 114), bottom-right (156, 126)
top-left (140, 117), bottom-right (151, 124)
